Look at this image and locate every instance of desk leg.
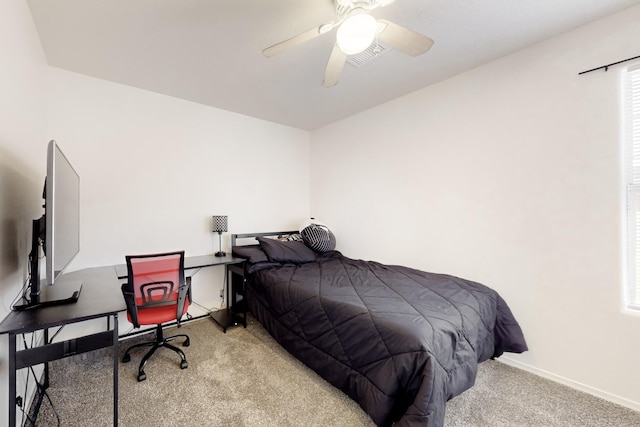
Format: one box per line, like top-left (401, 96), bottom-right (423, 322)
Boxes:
top-left (112, 314), bottom-right (119, 426)
top-left (209, 263), bottom-right (245, 333)
top-left (9, 332), bottom-right (16, 427)
top-left (226, 265), bottom-right (231, 313)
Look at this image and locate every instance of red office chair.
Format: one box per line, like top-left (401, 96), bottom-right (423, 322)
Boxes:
top-left (120, 251), bottom-right (192, 382)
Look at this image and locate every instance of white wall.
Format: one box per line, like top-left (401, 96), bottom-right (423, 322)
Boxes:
top-left (0, 1), bottom-right (49, 424)
top-left (44, 67), bottom-right (311, 325)
top-left (45, 67), bottom-right (310, 271)
top-left (310, 4), bottom-right (640, 411)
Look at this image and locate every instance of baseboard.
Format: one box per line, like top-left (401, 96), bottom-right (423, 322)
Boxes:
top-left (498, 356), bottom-right (640, 413)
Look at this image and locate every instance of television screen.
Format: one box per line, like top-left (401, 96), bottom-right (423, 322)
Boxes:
top-left (46, 140), bottom-right (80, 284)
top-left (13, 140), bottom-right (82, 310)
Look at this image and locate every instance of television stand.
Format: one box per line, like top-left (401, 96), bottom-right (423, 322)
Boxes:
top-left (13, 281), bottom-right (82, 311)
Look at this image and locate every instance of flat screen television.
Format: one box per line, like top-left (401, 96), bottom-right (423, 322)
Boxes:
top-left (13, 140), bottom-right (82, 310)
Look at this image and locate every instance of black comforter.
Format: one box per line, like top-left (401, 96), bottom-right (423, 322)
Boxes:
top-left (245, 251), bottom-right (527, 426)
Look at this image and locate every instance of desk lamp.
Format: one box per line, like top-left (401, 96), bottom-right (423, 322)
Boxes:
top-left (212, 215), bottom-right (228, 257)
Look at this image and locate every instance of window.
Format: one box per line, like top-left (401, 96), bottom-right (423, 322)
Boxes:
top-left (624, 65), bottom-right (640, 309)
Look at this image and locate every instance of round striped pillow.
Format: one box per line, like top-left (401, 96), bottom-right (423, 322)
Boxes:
top-left (301, 223), bottom-right (336, 253)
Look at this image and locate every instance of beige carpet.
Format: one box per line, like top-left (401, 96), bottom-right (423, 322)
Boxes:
top-left (32, 316), bottom-right (640, 426)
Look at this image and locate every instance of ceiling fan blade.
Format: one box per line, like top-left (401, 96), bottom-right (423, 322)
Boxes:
top-left (263, 22), bottom-right (335, 58)
top-left (376, 19), bottom-right (434, 56)
top-left (323, 43), bottom-right (348, 87)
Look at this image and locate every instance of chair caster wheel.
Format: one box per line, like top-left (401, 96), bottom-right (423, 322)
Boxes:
top-left (180, 360), bottom-right (188, 369)
top-left (183, 338), bottom-right (190, 347)
top-left (122, 354), bottom-right (131, 363)
top-left (137, 372), bottom-right (147, 382)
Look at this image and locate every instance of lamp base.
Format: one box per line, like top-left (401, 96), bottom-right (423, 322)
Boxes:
top-left (215, 251), bottom-right (226, 257)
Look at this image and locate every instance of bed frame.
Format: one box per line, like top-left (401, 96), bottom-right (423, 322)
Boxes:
top-left (230, 230), bottom-right (299, 247)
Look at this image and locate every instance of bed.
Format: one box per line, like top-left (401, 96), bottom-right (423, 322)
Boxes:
top-left (231, 231), bottom-right (527, 427)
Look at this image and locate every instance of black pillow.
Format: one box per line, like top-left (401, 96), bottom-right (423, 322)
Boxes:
top-left (301, 224), bottom-right (336, 253)
top-left (232, 245), bottom-right (269, 264)
top-left (257, 237), bottom-right (316, 264)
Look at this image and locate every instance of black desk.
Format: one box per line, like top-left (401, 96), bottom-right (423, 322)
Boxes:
top-left (114, 254), bottom-right (243, 280)
top-left (1, 254), bottom-right (244, 426)
top-left (0, 266), bottom-right (123, 427)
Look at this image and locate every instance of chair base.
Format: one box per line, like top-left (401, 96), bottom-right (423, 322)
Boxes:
top-left (122, 323), bottom-right (190, 381)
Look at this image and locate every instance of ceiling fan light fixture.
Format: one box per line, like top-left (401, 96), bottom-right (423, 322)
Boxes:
top-left (336, 13), bottom-right (377, 55)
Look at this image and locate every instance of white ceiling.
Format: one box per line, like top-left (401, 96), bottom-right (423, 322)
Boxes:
top-left (27, 0), bottom-right (640, 131)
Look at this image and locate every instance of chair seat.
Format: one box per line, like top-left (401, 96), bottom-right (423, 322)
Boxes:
top-left (127, 302), bottom-right (190, 326)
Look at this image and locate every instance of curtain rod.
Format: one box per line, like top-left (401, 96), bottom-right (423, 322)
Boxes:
top-left (579, 54), bottom-right (640, 75)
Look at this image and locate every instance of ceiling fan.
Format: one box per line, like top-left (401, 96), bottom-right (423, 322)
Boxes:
top-left (262, 0), bottom-right (434, 87)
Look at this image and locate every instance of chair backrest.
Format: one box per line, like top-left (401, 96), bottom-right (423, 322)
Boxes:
top-left (122, 251), bottom-right (189, 328)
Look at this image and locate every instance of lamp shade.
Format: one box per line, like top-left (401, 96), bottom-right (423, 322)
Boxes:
top-left (336, 13), bottom-right (377, 55)
top-left (212, 215), bottom-right (228, 233)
